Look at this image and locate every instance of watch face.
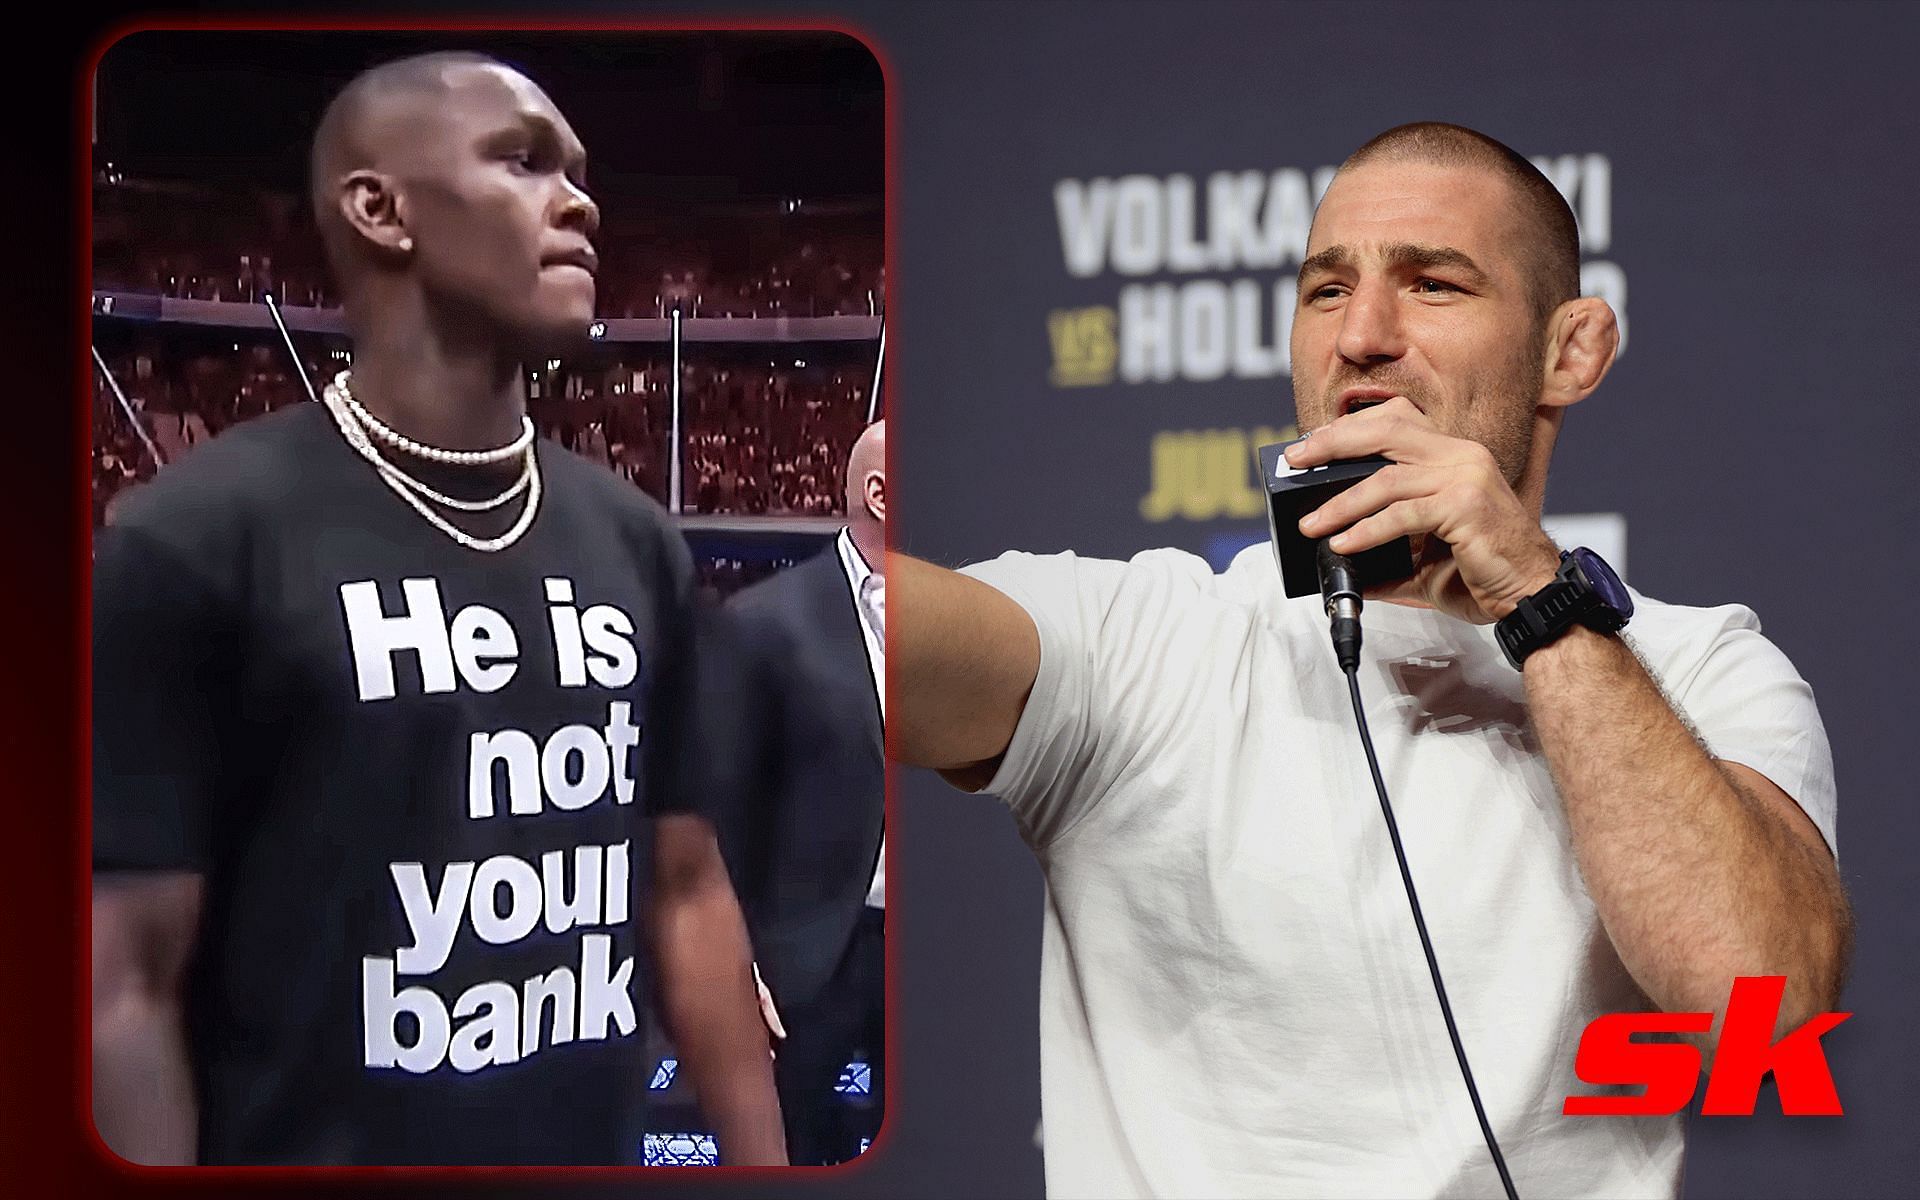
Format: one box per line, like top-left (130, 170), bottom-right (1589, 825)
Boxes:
top-left (1570, 547), bottom-right (1633, 617)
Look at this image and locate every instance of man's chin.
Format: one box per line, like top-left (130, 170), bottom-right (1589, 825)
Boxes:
top-left (513, 311), bottom-right (597, 358)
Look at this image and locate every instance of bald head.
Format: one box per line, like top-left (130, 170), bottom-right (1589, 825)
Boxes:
top-left (1336, 122), bottom-right (1579, 327)
top-left (309, 52), bottom-right (500, 267)
top-left (306, 52), bottom-right (599, 352)
top-left (845, 420), bottom-right (886, 566)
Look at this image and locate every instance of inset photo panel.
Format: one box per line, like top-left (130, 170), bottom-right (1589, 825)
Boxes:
top-left (88, 26), bottom-right (885, 1169)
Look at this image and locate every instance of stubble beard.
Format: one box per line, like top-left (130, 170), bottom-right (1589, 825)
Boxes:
top-left (1295, 349), bottom-right (1543, 490)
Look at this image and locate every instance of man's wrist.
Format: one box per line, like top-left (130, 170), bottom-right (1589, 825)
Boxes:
top-left (1516, 620), bottom-right (1620, 673)
top-left (714, 1112), bottom-right (789, 1165)
top-left (1489, 552), bottom-right (1564, 622)
top-left (1495, 543), bottom-right (1635, 670)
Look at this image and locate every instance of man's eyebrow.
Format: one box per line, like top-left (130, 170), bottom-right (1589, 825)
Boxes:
top-left (1298, 245), bottom-right (1351, 279)
top-left (1382, 242), bottom-right (1490, 285)
top-left (1297, 242), bottom-right (1492, 288)
top-left (493, 110), bottom-right (589, 180)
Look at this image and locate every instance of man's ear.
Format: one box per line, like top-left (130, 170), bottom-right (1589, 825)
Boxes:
top-left (1540, 296), bottom-right (1619, 409)
top-left (864, 470), bottom-right (886, 523)
top-left (338, 170), bottom-right (413, 256)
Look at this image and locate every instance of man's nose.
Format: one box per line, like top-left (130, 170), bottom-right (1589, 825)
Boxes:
top-left (557, 180), bottom-right (600, 238)
top-left (1336, 279), bottom-right (1406, 366)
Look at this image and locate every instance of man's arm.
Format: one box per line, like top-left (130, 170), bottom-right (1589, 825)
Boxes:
top-left (889, 553), bottom-right (1040, 789)
top-left (1524, 626), bottom-right (1851, 1039)
top-left (91, 872), bottom-right (202, 1165)
top-left (646, 813), bottom-right (786, 1166)
top-left (1293, 397), bottom-right (1852, 1042)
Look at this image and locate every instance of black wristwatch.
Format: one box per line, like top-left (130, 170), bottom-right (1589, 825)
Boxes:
top-left (1494, 547), bottom-right (1633, 670)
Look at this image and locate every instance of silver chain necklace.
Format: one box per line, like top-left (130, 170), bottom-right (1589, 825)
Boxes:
top-left (320, 370), bottom-right (541, 553)
top-left (333, 369), bottom-right (535, 465)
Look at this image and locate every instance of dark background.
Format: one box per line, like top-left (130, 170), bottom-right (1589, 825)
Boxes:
top-left (7, 2), bottom-right (1918, 1197)
top-left (95, 29), bottom-right (882, 200)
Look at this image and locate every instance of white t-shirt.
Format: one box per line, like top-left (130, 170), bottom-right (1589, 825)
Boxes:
top-left (960, 545), bottom-right (1836, 1200)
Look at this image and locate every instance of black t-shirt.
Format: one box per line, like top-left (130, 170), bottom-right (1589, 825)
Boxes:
top-left (93, 402), bottom-right (702, 1165)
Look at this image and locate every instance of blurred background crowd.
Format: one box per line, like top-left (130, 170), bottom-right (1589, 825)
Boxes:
top-left (91, 32), bottom-right (885, 603)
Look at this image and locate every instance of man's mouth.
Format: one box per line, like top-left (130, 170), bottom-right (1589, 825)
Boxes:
top-left (542, 247), bottom-right (599, 276)
top-left (1335, 388), bottom-right (1401, 418)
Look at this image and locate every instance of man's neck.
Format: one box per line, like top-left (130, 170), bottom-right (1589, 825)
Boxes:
top-left (343, 308), bottom-right (530, 452)
top-left (847, 523), bottom-right (884, 573)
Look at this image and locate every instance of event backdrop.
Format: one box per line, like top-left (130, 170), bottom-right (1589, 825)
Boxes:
top-left (876, 3), bottom-right (1919, 1199)
top-left (40, 2), bottom-right (1920, 1199)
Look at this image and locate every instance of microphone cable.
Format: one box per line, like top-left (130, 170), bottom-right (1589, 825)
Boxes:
top-left (1320, 545), bottom-right (1520, 1200)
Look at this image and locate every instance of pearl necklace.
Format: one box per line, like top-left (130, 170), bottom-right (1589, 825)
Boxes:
top-left (320, 371), bottom-right (541, 553)
top-left (333, 369), bottom-right (534, 465)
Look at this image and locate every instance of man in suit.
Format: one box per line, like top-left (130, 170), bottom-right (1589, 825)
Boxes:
top-left (724, 419), bottom-right (887, 1165)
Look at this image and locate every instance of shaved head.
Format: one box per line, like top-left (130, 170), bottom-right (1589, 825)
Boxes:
top-left (1337, 122), bottom-right (1579, 328)
top-left (306, 51), bottom-right (598, 352)
top-left (845, 420), bottom-right (886, 516)
top-left (309, 51), bottom-right (501, 276)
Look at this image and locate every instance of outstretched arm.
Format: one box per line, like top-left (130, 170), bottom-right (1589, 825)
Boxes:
top-left (889, 553), bottom-right (1040, 789)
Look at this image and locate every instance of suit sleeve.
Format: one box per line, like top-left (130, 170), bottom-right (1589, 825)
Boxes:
top-left (689, 599), bottom-right (785, 899)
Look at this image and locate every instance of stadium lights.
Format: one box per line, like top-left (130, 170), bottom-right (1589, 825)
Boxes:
top-left (547, 358), bottom-right (561, 370)
top-left (588, 321), bottom-right (607, 339)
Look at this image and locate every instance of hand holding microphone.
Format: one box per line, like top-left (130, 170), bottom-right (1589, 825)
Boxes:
top-left (1281, 397), bottom-right (1562, 627)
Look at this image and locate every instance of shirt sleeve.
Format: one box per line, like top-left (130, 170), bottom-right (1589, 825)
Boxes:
top-left (1655, 606), bottom-right (1839, 858)
top-left (91, 520), bottom-right (237, 873)
top-left (957, 549), bottom-right (1213, 849)
top-left (640, 526), bottom-right (704, 819)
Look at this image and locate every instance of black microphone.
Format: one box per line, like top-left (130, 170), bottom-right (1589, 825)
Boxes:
top-left (1317, 540), bottom-right (1363, 672)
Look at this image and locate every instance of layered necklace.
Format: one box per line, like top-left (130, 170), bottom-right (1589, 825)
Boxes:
top-left (319, 369), bottom-right (541, 552)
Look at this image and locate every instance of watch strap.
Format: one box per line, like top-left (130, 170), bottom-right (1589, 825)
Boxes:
top-left (1495, 559), bottom-right (1607, 670)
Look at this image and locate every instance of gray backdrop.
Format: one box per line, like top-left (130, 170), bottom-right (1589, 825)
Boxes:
top-left (876, 3), bottom-right (1920, 1197)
